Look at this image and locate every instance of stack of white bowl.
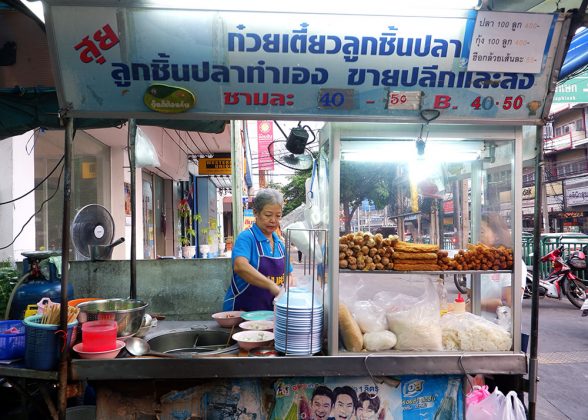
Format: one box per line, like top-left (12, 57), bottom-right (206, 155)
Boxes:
top-left (274, 288), bottom-right (323, 355)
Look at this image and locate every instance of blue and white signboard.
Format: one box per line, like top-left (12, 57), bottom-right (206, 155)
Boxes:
top-left (44, 4), bottom-right (563, 123)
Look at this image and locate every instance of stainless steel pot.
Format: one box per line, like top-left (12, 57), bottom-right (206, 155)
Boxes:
top-left (77, 298), bottom-right (148, 337)
top-left (89, 237), bottom-right (125, 261)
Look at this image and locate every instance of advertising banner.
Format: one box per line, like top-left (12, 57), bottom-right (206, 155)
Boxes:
top-left (270, 376), bottom-right (463, 419)
top-left (45, 5), bottom-right (560, 123)
top-left (257, 120), bottom-right (275, 170)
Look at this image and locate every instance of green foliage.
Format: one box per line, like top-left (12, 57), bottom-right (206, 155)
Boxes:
top-left (340, 161), bottom-right (396, 233)
top-left (0, 261), bottom-right (19, 320)
top-left (279, 170), bottom-right (312, 216)
top-left (178, 199), bottom-right (195, 246)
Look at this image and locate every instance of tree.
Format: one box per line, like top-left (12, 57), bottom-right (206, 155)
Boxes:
top-left (280, 170), bottom-right (312, 216)
top-left (340, 161), bottom-right (397, 233)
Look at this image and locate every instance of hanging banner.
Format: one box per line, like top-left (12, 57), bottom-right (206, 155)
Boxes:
top-left (44, 4), bottom-right (561, 123)
top-left (257, 120), bottom-right (274, 170)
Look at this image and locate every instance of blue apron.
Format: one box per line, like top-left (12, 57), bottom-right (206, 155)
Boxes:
top-left (227, 233), bottom-right (286, 311)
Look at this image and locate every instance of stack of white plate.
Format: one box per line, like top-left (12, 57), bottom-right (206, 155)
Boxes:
top-left (274, 288), bottom-right (323, 355)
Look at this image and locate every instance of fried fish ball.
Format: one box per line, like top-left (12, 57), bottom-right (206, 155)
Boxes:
top-left (339, 259), bottom-right (349, 269)
top-left (381, 257), bottom-right (390, 265)
top-left (369, 248), bottom-right (378, 257)
top-left (339, 252), bottom-right (346, 259)
top-left (373, 255), bottom-right (381, 263)
top-left (375, 263), bottom-right (384, 270)
top-left (348, 256), bottom-right (357, 265)
top-left (349, 264), bottom-right (357, 270)
top-left (346, 249), bottom-right (354, 257)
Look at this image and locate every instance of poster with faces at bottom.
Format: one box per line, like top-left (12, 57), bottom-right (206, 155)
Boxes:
top-left (270, 376), bottom-right (463, 420)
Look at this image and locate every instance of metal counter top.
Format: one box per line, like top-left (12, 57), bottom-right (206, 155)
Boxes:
top-left (69, 320), bottom-right (527, 381)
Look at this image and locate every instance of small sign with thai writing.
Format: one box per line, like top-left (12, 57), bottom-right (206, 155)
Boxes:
top-left (143, 84), bottom-right (196, 113)
top-left (198, 157), bottom-right (232, 175)
top-left (467, 11), bottom-right (554, 74)
top-left (387, 91), bottom-right (422, 110)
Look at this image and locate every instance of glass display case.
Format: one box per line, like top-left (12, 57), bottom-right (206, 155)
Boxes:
top-left (320, 122), bottom-right (524, 357)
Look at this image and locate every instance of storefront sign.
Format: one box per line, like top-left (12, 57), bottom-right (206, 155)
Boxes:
top-left (243, 209), bottom-right (255, 229)
top-left (553, 69), bottom-right (588, 103)
top-left (467, 11), bottom-right (554, 74)
top-left (565, 176), bottom-right (588, 207)
top-left (566, 185), bottom-right (588, 206)
top-left (522, 195), bottom-right (563, 214)
top-left (198, 157), bottom-right (232, 175)
top-left (44, 4), bottom-right (561, 123)
top-left (443, 200), bottom-right (454, 214)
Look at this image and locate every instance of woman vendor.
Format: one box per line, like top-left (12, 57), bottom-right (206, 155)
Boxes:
top-left (223, 188), bottom-right (292, 311)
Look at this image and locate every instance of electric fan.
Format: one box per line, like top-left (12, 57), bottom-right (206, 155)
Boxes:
top-left (268, 122), bottom-right (316, 171)
top-left (71, 204), bottom-right (116, 260)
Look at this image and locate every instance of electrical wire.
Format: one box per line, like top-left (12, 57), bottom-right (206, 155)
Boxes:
top-left (162, 129), bottom-right (190, 157)
top-left (0, 160), bottom-right (65, 250)
top-left (0, 155), bottom-right (65, 205)
top-left (175, 130), bottom-right (197, 156)
top-left (197, 132), bottom-right (215, 155)
top-left (184, 131), bottom-right (206, 156)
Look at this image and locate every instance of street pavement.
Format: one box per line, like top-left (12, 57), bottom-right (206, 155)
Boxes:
top-left (521, 296), bottom-right (588, 420)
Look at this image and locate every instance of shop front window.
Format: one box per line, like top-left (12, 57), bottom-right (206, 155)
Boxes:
top-left (34, 131), bottom-right (110, 253)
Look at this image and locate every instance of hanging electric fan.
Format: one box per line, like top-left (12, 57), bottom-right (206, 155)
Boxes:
top-left (268, 121), bottom-right (316, 171)
top-left (71, 204), bottom-right (117, 260)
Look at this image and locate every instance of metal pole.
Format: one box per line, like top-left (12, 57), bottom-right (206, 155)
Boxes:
top-left (127, 119), bottom-right (137, 299)
top-left (529, 126), bottom-right (544, 419)
top-left (57, 118), bottom-right (74, 420)
top-left (231, 121), bottom-right (244, 236)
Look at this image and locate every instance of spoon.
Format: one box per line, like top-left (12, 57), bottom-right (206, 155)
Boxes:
top-left (125, 337), bottom-right (181, 358)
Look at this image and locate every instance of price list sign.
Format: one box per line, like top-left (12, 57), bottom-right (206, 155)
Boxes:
top-left (467, 11), bottom-right (555, 74)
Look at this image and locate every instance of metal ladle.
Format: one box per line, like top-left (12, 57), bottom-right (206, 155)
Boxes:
top-left (125, 337), bottom-right (181, 358)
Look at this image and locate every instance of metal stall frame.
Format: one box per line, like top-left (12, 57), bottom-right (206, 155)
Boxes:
top-left (33, 2), bottom-right (578, 418)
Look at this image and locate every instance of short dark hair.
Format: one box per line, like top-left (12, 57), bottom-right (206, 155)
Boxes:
top-left (311, 385), bottom-right (334, 405)
top-left (358, 391), bottom-right (380, 412)
top-left (333, 386), bottom-right (358, 408)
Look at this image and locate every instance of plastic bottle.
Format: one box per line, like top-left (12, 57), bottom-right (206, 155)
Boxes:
top-left (434, 377), bottom-right (460, 420)
top-left (453, 293), bottom-right (466, 313)
top-left (436, 277), bottom-right (448, 315)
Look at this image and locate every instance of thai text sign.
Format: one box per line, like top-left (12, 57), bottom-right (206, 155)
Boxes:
top-left (467, 11), bottom-right (554, 74)
top-left (45, 5), bottom-right (560, 123)
top-left (565, 176), bottom-right (588, 207)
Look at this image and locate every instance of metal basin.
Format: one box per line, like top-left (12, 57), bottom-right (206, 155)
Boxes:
top-left (147, 329), bottom-right (238, 357)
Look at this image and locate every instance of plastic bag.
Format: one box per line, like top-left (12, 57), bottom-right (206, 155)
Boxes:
top-left (352, 300), bottom-right (387, 333)
top-left (466, 387), bottom-right (504, 420)
top-left (500, 391), bottom-right (527, 420)
top-left (385, 279), bottom-right (443, 351)
top-left (363, 330), bottom-right (397, 351)
top-left (465, 385), bottom-right (490, 410)
top-left (135, 128), bottom-right (161, 168)
top-left (285, 221), bottom-right (323, 264)
top-left (441, 312), bottom-right (512, 351)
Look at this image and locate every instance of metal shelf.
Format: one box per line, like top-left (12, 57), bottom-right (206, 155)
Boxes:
top-left (0, 365), bottom-right (58, 381)
top-left (70, 352), bottom-right (527, 380)
top-left (339, 269), bottom-right (512, 275)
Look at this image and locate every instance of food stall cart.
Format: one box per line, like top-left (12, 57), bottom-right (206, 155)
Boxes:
top-left (3, 1), bottom-right (578, 418)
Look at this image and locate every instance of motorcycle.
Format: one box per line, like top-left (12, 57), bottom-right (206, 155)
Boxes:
top-left (524, 243), bottom-right (587, 309)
